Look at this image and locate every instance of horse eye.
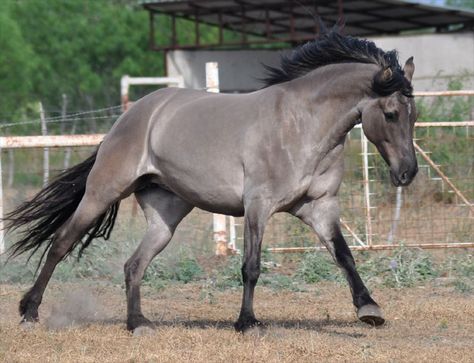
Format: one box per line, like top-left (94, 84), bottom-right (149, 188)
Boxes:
top-left (384, 112), bottom-right (397, 122)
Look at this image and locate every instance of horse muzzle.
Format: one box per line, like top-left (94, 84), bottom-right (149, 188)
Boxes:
top-left (390, 163), bottom-right (418, 187)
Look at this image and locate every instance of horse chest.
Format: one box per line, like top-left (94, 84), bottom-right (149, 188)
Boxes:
top-left (306, 150), bottom-right (345, 200)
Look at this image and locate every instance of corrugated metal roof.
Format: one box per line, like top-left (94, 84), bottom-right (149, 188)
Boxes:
top-left (142, 0), bottom-right (474, 50)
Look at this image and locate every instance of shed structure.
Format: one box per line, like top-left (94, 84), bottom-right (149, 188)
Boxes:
top-left (141, 1), bottom-right (474, 91)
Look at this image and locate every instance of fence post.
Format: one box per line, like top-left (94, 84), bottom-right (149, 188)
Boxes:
top-left (206, 62), bottom-right (227, 256)
top-left (121, 75), bottom-right (130, 112)
top-left (205, 62), bottom-right (237, 256)
top-left (361, 131), bottom-right (373, 246)
top-left (39, 102), bottom-right (49, 186)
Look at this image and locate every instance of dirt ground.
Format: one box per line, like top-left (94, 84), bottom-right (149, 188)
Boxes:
top-left (0, 281), bottom-right (473, 363)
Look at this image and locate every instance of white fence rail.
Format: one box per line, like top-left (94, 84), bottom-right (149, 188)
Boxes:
top-left (0, 90), bottom-right (473, 254)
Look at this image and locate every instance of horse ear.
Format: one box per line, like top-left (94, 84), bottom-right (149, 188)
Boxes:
top-left (403, 57), bottom-right (415, 82)
top-left (382, 67), bottom-right (392, 81)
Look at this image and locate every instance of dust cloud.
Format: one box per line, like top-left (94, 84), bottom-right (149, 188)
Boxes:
top-left (45, 289), bottom-right (107, 330)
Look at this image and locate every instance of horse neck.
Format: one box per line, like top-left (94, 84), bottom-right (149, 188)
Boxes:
top-left (287, 63), bottom-right (378, 152)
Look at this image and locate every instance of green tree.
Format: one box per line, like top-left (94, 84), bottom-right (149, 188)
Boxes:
top-left (445, 0), bottom-right (474, 9)
top-left (1, 0), bottom-right (229, 127)
top-left (11, 0), bottom-right (165, 114)
top-left (0, 1), bottom-right (36, 120)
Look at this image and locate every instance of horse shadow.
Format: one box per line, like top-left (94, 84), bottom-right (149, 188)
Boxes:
top-left (94, 318), bottom-right (370, 338)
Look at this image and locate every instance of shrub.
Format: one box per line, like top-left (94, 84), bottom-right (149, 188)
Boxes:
top-left (213, 255), bottom-right (242, 289)
top-left (174, 256), bottom-right (203, 283)
top-left (144, 253), bottom-right (203, 285)
top-left (260, 273), bottom-right (303, 291)
top-left (295, 252), bottom-right (340, 283)
top-left (382, 247), bottom-right (438, 288)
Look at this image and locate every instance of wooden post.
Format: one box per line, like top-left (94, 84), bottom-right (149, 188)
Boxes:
top-left (7, 150), bottom-right (14, 188)
top-left (39, 102), bottom-right (49, 186)
top-left (361, 132), bottom-right (373, 246)
top-left (121, 75), bottom-right (130, 112)
top-left (206, 62), bottom-right (226, 255)
top-left (229, 216), bottom-right (237, 252)
top-left (206, 62), bottom-right (237, 256)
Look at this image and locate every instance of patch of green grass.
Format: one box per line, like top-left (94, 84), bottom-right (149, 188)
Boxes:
top-left (356, 247), bottom-right (439, 288)
top-left (260, 273), bottom-right (303, 291)
top-left (173, 255), bottom-right (203, 283)
top-left (355, 252), bottom-right (388, 285)
top-left (142, 258), bottom-right (174, 289)
top-left (453, 279), bottom-right (472, 294)
top-left (211, 255), bottom-right (243, 290)
top-left (295, 252), bottom-right (341, 284)
top-left (144, 250), bottom-right (203, 286)
top-left (0, 258), bottom-right (37, 284)
top-left (3, 232), bottom-right (472, 297)
top-left (383, 249), bottom-right (438, 288)
top-left (440, 253), bottom-right (474, 294)
top-left (444, 254), bottom-right (474, 278)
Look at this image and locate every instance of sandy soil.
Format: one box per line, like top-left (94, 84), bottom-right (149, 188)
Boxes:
top-left (0, 281), bottom-right (473, 363)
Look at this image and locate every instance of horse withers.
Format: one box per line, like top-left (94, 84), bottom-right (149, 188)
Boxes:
top-left (5, 26), bottom-right (417, 334)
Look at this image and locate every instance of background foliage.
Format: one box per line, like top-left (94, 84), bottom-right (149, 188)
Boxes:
top-left (1, 0), bottom-right (473, 126)
top-left (1, 0), bottom-right (169, 122)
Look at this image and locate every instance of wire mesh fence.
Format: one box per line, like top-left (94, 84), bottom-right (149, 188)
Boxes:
top-left (263, 92), bottom-right (474, 252)
top-left (347, 124), bottom-right (472, 247)
top-left (0, 95), bottom-right (472, 255)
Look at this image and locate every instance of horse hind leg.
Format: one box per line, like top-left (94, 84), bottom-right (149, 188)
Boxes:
top-left (19, 188), bottom-right (122, 324)
top-left (124, 187), bottom-right (193, 333)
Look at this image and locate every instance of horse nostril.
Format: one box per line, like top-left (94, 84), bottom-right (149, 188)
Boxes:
top-left (401, 171), bottom-right (409, 182)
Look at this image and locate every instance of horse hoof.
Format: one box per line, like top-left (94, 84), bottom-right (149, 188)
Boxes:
top-left (357, 304), bottom-right (385, 326)
top-left (127, 314), bottom-right (154, 332)
top-left (234, 318), bottom-right (263, 333)
top-left (132, 326), bottom-right (155, 337)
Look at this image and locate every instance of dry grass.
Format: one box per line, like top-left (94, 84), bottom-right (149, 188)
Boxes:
top-left (1, 281), bottom-right (473, 363)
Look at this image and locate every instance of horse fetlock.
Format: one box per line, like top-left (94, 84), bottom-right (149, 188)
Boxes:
top-left (353, 291), bottom-right (377, 309)
top-left (19, 292), bottom-right (40, 320)
top-left (234, 316), bottom-right (263, 333)
top-left (127, 313), bottom-right (153, 332)
top-left (19, 308), bottom-right (39, 323)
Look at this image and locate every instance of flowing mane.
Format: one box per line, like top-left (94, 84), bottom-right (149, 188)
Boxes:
top-left (262, 25), bottom-right (413, 97)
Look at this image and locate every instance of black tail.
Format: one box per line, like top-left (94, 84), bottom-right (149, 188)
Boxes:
top-left (4, 149), bottom-right (120, 268)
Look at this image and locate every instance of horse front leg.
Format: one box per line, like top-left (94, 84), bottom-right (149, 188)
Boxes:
top-left (292, 196), bottom-right (385, 326)
top-left (234, 199), bottom-right (271, 333)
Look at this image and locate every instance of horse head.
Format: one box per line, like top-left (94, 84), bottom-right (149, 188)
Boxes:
top-left (360, 57), bottom-right (418, 186)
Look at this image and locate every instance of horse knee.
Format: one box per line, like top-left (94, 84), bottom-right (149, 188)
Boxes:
top-left (242, 261), bottom-right (260, 284)
top-left (124, 258), bottom-right (141, 285)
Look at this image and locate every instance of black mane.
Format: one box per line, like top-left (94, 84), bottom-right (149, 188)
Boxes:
top-left (262, 26), bottom-right (413, 97)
